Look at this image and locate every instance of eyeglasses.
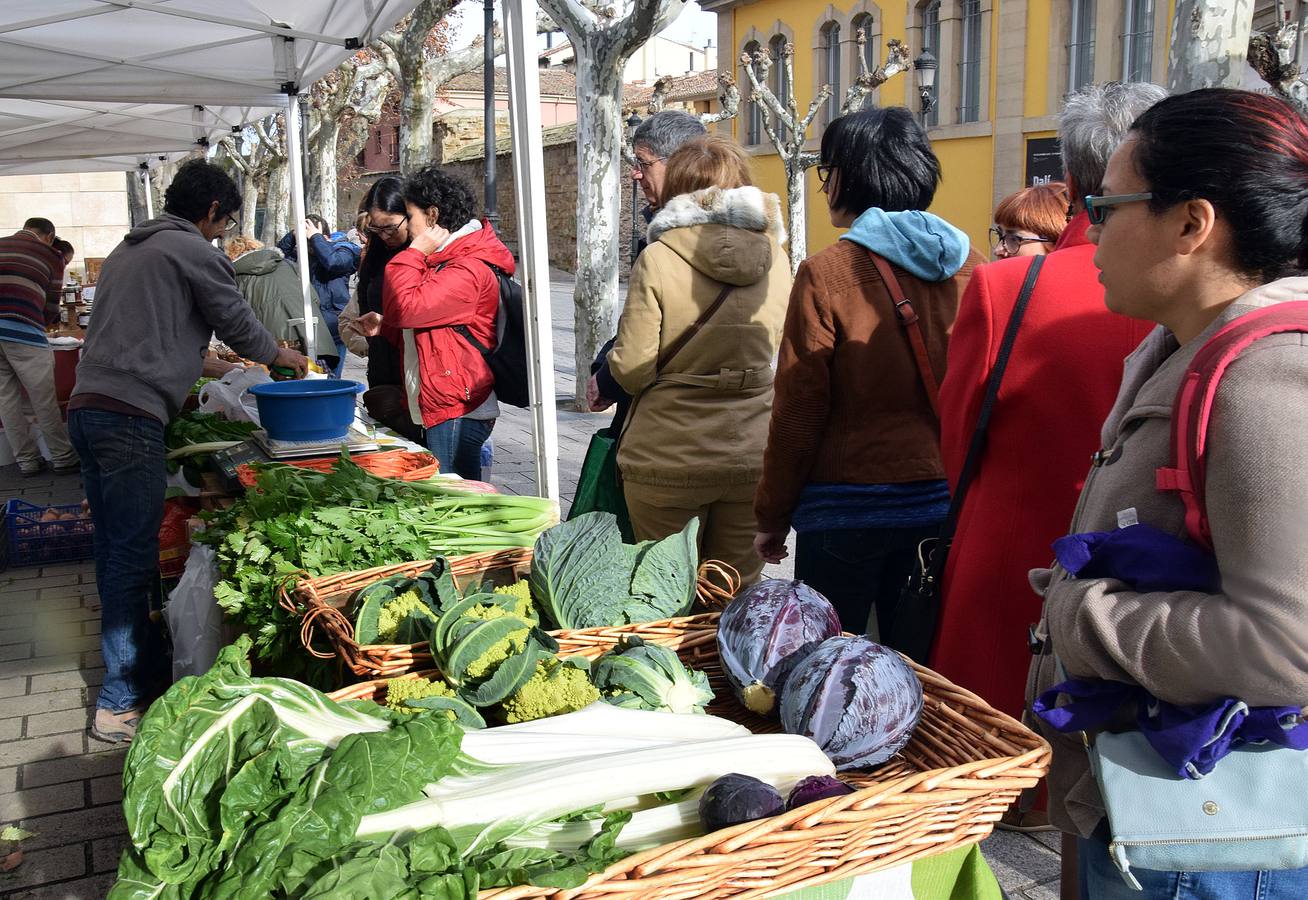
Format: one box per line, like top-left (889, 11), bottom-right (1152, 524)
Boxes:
top-left (816, 165), bottom-right (835, 185)
top-left (633, 155), bottom-right (666, 174)
top-left (367, 220), bottom-right (404, 237)
top-left (223, 213), bottom-right (239, 232)
top-left (1084, 192), bottom-right (1153, 225)
top-left (989, 227), bottom-right (1051, 255)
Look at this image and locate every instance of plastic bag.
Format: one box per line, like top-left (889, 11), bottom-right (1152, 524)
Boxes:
top-left (165, 544), bottom-right (223, 681)
top-left (197, 366), bottom-right (271, 424)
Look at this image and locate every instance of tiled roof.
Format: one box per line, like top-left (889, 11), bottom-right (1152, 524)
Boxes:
top-left (442, 66), bottom-right (578, 98)
top-left (625, 70), bottom-right (723, 104)
top-left (443, 121), bottom-right (578, 163)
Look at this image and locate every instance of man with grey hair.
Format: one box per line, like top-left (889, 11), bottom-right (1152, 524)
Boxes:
top-left (930, 81), bottom-right (1165, 847)
top-left (586, 109), bottom-right (708, 417)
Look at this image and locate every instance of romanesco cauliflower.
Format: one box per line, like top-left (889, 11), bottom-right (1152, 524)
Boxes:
top-left (499, 656), bottom-right (600, 723)
top-left (460, 603), bottom-right (530, 680)
top-left (375, 590), bottom-right (437, 644)
top-left (384, 677), bottom-right (455, 716)
top-left (492, 580), bottom-right (536, 622)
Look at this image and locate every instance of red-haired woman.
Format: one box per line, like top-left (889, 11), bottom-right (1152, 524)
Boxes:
top-left (989, 182), bottom-right (1069, 260)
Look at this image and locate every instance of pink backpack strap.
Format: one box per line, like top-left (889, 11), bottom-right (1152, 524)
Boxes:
top-left (1156, 301), bottom-right (1308, 550)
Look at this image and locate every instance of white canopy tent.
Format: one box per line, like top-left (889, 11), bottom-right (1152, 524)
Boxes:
top-left (0, 0), bottom-right (560, 501)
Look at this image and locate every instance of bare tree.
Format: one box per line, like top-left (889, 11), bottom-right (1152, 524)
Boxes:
top-left (648, 71), bottom-right (741, 123)
top-left (540, 0), bottom-right (687, 407)
top-left (219, 117), bottom-right (287, 240)
top-left (739, 35), bottom-right (910, 273)
top-left (305, 56), bottom-right (390, 225)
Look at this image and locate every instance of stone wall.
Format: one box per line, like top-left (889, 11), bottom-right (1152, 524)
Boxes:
top-left (441, 139), bottom-right (638, 274)
top-left (0, 172), bottom-right (131, 281)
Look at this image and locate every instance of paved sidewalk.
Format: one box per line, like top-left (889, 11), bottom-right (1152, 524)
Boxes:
top-left (0, 270), bottom-right (1061, 898)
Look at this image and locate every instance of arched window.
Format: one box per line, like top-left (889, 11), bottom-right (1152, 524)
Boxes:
top-left (852, 13), bottom-right (877, 75)
top-left (1122, 0), bottom-right (1154, 82)
top-left (769, 34), bottom-right (791, 141)
top-left (958, 0), bottom-right (983, 122)
top-left (921, 1), bottom-right (941, 127)
top-left (821, 21), bottom-right (842, 125)
top-left (743, 40), bottom-right (762, 146)
top-left (1068, 0), bottom-right (1097, 91)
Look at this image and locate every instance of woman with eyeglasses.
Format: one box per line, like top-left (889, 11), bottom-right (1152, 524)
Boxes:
top-left (989, 182), bottom-right (1069, 260)
top-left (752, 107), bottom-right (983, 640)
top-left (1024, 88), bottom-right (1308, 899)
top-left (356, 166), bottom-right (510, 480)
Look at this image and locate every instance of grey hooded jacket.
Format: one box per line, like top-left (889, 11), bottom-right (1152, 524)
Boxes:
top-left (74, 215), bottom-right (278, 422)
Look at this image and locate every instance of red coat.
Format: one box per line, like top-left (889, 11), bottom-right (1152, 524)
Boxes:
top-left (382, 220), bottom-right (513, 427)
top-left (929, 214), bottom-right (1154, 718)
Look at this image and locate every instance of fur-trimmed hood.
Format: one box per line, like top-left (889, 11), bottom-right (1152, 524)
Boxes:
top-left (646, 186), bottom-right (788, 287)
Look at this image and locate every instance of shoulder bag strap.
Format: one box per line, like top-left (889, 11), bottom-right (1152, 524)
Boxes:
top-left (615, 282), bottom-right (734, 453)
top-left (657, 282), bottom-right (734, 372)
top-left (938, 254), bottom-right (1045, 546)
top-left (868, 252), bottom-right (944, 418)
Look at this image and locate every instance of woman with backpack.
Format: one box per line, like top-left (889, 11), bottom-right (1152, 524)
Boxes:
top-left (356, 167), bottom-right (510, 479)
top-left (1027, 88), bottom-right (1308, 898)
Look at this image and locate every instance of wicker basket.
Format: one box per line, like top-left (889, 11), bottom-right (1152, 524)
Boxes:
top-left (236, 450), bottom-right (438, 489)
top-left (327, 615), bottom-right (1050, 900)
top-left (283, 553), bottom-right (738, 679)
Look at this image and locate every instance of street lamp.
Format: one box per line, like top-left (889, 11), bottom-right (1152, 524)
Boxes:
top-left (626, 111), bottom-right (642, 262)
top-left (913, 51), bottom-right (937, 126)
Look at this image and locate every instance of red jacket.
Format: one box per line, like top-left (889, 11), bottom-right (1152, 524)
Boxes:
top-left (929, 214), bottom-right (1154, 718)
top-left (382, 220), bottom-right (513, 427)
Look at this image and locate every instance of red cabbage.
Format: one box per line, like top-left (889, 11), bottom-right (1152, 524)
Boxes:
top-left (698, 774), bottom-right (785, 831)
top-left (786, 775), bottom-right (855, 809)
top-left (780, 636), bottom-right (923, 771)
top-left (717, 579), bottom-right (841, 716)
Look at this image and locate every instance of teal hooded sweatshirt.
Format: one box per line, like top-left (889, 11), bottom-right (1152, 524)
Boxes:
top-left (839, 207), bottom-right (971, 281)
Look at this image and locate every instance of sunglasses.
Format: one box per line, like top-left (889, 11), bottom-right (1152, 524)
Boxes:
top-left (989, 227), bottom-right (1051, 255)
top-left (1084, 192), bottom-right (1153, 225)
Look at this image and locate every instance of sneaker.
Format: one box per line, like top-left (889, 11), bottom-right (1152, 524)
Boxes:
top-left (91, 707), bottom-right (144, 744)
top-left (52, 461), bottom-right (81, 476)
top-left (18, 461), bottom-right (45, 478)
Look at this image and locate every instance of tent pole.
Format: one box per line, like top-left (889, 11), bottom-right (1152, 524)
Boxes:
top-left (502, 0), bottom-right (559, 504)
top-left (284, 84), bottom-right (315, 361)
top-left (142, 168), bottom-right (154, 220)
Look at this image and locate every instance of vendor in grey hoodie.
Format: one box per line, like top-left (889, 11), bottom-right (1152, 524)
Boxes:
top-left (69, 159), bottom-right (307, 745)
top-left (754, 106), bottom-right (983, 643)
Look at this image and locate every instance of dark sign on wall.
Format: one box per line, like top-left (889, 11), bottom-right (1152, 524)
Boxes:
top-left (1025, 137), bottom-right (1063, 186)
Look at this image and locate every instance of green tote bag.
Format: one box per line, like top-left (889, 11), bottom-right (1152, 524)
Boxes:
top-left (567, 427), bottom-right (634, 542)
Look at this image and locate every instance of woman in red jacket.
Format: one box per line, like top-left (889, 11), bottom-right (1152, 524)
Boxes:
top-left (363, 167), bottom-right (511, 479)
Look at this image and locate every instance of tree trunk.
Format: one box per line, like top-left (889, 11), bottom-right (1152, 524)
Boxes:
top-left (125, 172), bottom-right (150, 225)
top-left (310, 121), bottom-right (341, 228)
top-left (399, 67), bottom-right (435, 174)
top-left (570, 53), bottom-right (627, 408)
top-left (1168, 0), bottom-right (1256, 91)
top-left (785, 159), bottom-right (806, 274)
top-left (262, 167), bottom-right (290, 246)
top-left (240, 175), bottom-right (260, 238)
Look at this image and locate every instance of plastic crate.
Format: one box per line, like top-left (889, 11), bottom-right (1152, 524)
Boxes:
top-left (1, 499), bottom-right (94, 570)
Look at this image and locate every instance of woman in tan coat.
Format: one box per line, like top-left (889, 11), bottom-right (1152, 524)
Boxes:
top-left (608, 135), bottom-right (791, 585)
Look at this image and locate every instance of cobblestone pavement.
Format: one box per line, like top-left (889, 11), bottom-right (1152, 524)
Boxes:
top-left (0, 270), bottom-right (1060, 898)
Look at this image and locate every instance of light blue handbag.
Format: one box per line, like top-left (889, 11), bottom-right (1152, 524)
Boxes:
top-left (1088, 721), bottom-right (1308, 890)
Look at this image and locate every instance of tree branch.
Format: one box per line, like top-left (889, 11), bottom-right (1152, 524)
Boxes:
top-left (539, 0), bottom-right (599, 40)
top-left (699, 72), bottom-right (740, 124)
top-left (841, 38), bottom-right (911, 114)
top-left (617, 0), bottom-right (685, 60)
top-left (648, 74), bottom-right (674, 113)
top-left (799, 84), bottom-right (832, 137)
top-left (739, 48), bottom-right (795, 132)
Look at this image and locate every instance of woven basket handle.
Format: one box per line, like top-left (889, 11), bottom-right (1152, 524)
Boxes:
top-left (278, 572), bottom-right (359, 659)
top-left (695, 560), bottom-right (739, 612)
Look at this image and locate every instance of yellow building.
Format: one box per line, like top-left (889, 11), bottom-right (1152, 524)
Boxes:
top-left (700, 0), bottom-right (1171, 256)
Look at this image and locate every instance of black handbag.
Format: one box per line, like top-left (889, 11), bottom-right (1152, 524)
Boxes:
top-left (890, 255), bottom-right (1045, 662)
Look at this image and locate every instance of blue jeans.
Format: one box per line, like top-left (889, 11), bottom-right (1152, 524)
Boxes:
top-left (1079, 836), bottom-right (1308, 899)
top-left (69, 408), bottom-right (170, 713)
top-left (795, 524), bottom-right (939, 639)
top-left (425, 416), bottom-right (494, 481)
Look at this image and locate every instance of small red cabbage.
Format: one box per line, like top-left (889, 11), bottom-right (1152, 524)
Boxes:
top-left (780, 636), bottom-right (923, 771)
top-left (717, 579), bottom-right (840, 716)
top-left (698, 774), bottom-right (785, 831)
top-left (786, 775), bottom-right (855, 810)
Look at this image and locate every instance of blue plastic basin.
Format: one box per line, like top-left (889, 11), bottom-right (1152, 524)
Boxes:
top-left (248, 379), bottom-right (365, 443)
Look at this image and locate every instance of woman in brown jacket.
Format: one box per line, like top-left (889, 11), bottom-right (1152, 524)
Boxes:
top-left (754, 107), bottom-right (983, 639)
top-left (608, 135), bottom-right (791, 585)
